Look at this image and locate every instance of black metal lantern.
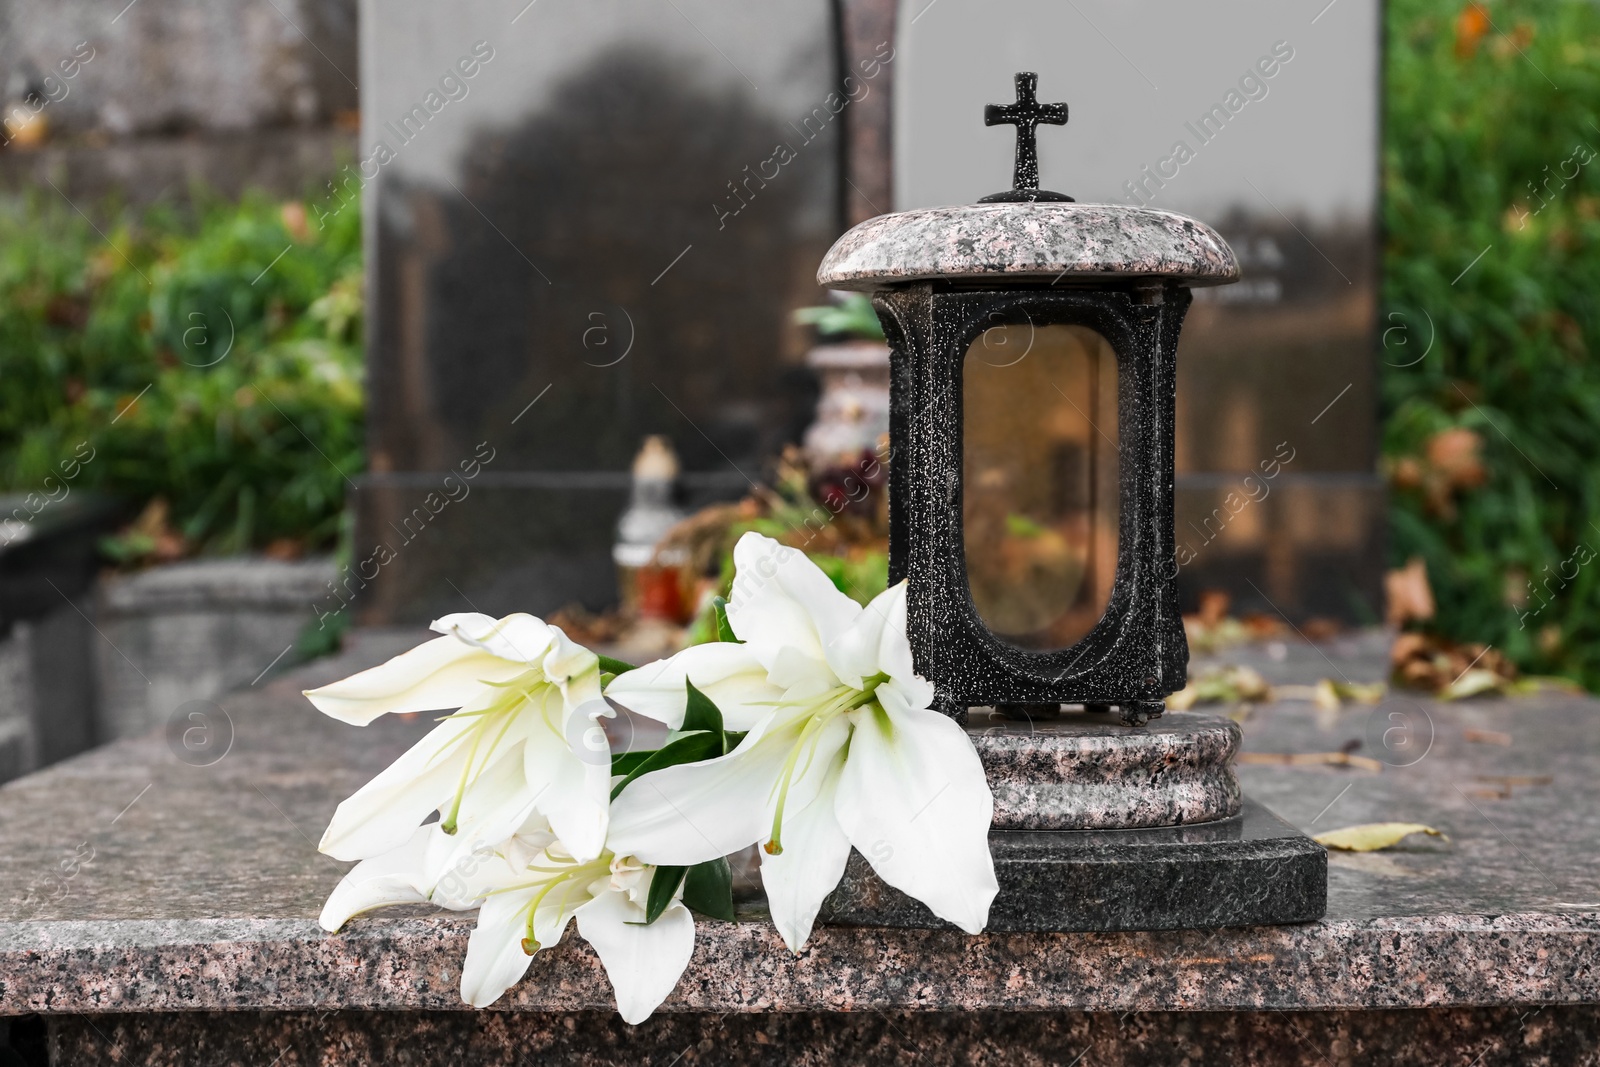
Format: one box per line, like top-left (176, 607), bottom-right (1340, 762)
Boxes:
top-left (817, 74), bottom-right (1239, 726)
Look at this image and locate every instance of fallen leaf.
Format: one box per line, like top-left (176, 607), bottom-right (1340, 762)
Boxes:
top-left (1168, 665), bottom-right (1272, 710)
top-left (1441, 667), bottom-right (1505, 701)
top-left (1313, 823), bottom-right (1447, 851)
top-left (1385, 557), bottom-right (1436, 626)
top-left (1474, 774), bottom-right (1552, 789)
top-left (1463, 728), bottom-right (1512, 746)
top-left (1306, 678), bottom-right (1387, 709)
top-left (1390, 633), bottom-right (1518, 697)
top-left (1196, 589), bottom-right (1230, 627)
top-left (1237, 751), bottom-right (1385, 773)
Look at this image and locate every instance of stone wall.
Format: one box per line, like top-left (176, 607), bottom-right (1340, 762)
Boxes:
top-left (0, 0), bottom-right (357, 203)
top-left (93, 558), bottom-right (334, 742)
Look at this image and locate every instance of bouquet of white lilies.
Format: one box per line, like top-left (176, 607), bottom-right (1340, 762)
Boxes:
top-left (309, 532), bottom-right (998, 1023)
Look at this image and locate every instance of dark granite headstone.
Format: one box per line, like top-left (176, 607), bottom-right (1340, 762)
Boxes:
top-left (353, 1), bottom-right (854, 622)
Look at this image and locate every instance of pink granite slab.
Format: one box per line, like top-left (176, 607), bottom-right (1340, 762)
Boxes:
top-left (2, 631), bottom-right (1599, 1017)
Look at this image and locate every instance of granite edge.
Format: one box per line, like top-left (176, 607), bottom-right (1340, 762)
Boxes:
top-left (1, 911), bottom-right (1596, 1015)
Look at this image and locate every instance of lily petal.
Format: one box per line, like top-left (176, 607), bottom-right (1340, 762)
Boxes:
top-left (821, 580), bottom-right (899, 690)
top-left (575, 887), bottom-right (696, 1025)
top-left (606, 717), bottom-right (797, 865)
top-left (318, 713), bottom-right (482, 860)
top-left (433, 612), bottom-right (556, 665)
top-left (834, 702), bottom-right (997, 934)
top-left (759, 750), bottom-right (851, 953)
top-left (303, 634), bottom-right (527, 725)
top-left (319, 824), bottom-right (481, 931)
top-left (605, 642), bottom-right (782, 731)
top-left (461, 884), bottom-right (542, 1008)
top-left (725, 532), bottom-right (859, 689)
top-left (524, 706), bottom-right (611, 864)
top-left (450, 741), bottom-right (543, 848)
top-left (542, 626), bottom-right (602, 690)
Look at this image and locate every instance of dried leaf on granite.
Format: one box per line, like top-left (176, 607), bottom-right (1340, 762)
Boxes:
top-left (1167, 665), bottom-right (1272, 710)
top-left (1469, 773), bottom-right (1553, 799)
top-left (1181, 591), bottom-right (1286, 655)
top-left (1236, 751), bottom-right (1385, 773)
top-left (1313, 823), bottom-right (1447, 851)
top-left (1463, 727), bottom-right (1512, 746)
top-left (1440, 667), bottom-right (1505, 701)
top-left (1390, 632), bottom-right (1518, 697)
top-left (1316, 678), bottom-right (1387, 709)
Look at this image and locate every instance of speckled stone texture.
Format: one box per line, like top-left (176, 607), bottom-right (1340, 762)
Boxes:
top-left (816, 202), bottom-right (1239, 291)
top-left (820, 798), bottom-right (1325, 932)
top-left (1, 630), bottom-right (1599, 1027)
top-left (33, 1006), bottom-right (1600, 1066)
top-left (967, 708), bottom-right (1242, 830)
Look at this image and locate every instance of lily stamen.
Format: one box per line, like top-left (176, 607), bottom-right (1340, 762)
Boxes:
top-left (763, 685), bottom-right (875, 854)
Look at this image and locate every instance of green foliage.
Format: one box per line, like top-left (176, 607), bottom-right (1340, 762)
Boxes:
top-left (681, 678), bottom-right (726, 738)
top-left (710, 595), bottom-right (738, 643)
top-left (643, 857), bottom-right (736, 924)
top-left (0, 190), bottom-right (363, 556)
top-left (1384, 0), bottom-right (1600, 686)
top-left (681, 857), bottom-right (736, 922)
top-left (793, 292), bottom-right (885, 341)
top-left (805, 549), bottom-right (889, 603)
top-left (609, 731), bottom-right (725, 801)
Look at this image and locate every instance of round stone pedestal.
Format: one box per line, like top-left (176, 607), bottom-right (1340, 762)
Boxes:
top-left (820, 709), bottom-right (1326, 933)
top-left (969, 708), bottom-right (1243, 831)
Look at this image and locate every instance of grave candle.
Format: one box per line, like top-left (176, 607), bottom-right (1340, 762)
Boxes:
top-left (818, 72), bottom-right (1238, 727)
top-left (815, 74), bottom-right (1326, 934)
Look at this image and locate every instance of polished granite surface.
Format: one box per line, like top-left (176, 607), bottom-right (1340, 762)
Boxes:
top-left (0, 628), bottom-right (1596, 1015)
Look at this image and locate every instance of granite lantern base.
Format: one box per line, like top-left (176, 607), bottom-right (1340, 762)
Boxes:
top-left (822, 709), bottom-right (1327, 932)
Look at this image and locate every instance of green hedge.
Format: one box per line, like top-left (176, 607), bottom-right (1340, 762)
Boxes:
top-left (0, 192), bottom-right (362, 555)
top-left (1384, 0), bottom-right (1600, 686)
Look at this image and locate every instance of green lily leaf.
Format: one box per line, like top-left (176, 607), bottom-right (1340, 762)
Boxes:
top-left (644, 865), bottom-right (689, 924)
top-left (610, 749), bottom-right (656, 775)
top-left (597, 654), bottom-right (639, 676)
top-left (712, 596), bottom-right (738, 643)
top-left (609, 730), bottom-right (722, 800)
top-left (682, 678), bottom-right (724, 736)
top-left (683, 857), bottom-right (735, 922)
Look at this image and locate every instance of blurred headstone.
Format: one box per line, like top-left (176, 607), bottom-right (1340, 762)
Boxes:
top-left (894, 0), bottom-right (1383, 623)
top-left (354, 0), bottom-right (851, 623)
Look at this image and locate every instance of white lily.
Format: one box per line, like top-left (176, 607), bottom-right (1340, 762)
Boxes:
top-left (606, 532), bottom-right (997, 952)
top-left (318, 818), bottom-right (550, 932)
top-left (304, 612), bottom-right (627, 864)
top-left (461, 840), bottom-right (696, 1022)
top-left (317, 815), bottom-right (695, 1024)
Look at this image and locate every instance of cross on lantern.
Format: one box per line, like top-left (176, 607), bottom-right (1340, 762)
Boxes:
top-left (982, 72), bottom-right (1072, 203)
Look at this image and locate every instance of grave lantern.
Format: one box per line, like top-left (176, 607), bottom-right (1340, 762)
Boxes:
top-left (817, 73), bottom-right (1238, 726)
top-left (816, 75), bottom-right (1325, 935)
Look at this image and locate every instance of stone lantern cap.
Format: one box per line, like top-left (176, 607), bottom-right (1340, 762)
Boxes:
top-left (816, 202), bottom-right (1240, 292)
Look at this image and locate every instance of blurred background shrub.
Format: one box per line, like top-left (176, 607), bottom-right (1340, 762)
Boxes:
top-left (0, 191), bottom-right (362, 560)
top-left (1384, 0), bottom-right (1600, 688)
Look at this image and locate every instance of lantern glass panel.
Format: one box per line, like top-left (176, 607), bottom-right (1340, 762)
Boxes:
top-left (962, 323), bottom-right (1119, 651)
